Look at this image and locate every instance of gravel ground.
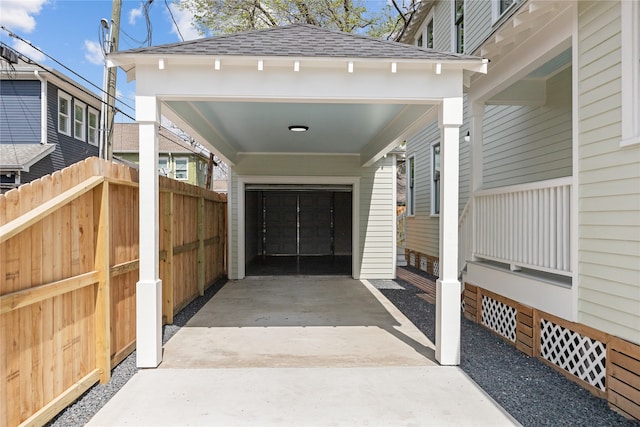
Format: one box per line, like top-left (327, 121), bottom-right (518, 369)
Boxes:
top-left (46, 272), bottom-right (639, 427)
top-left (371, 266), bottom-right (640, 427)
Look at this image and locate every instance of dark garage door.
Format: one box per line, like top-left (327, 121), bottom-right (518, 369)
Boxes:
top-left (245, 186), bottom-right (352, 275)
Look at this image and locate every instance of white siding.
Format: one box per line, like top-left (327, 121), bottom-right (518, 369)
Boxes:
top-left (482, 67), bottom-right (573, 189)
top-left (577, 1), bottom-right (640, 345)
top-left (359, 156), bottom-right (396, 278)
top-left (405, 122), bottom-right (440, 258)
top-left (229, 154), bottom-right (396, 280)
top-left (433, 0), bottom-right (453, 51)
top-left (465, 0), bottom-right (493, 54)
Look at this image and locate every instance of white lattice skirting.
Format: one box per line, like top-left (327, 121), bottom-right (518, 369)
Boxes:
top-left (481, 295), bottom-right (517, 342)
top-left (540, 319), bottom-right (606, 391)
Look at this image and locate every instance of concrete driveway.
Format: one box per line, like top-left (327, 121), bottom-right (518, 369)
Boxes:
top-left (87, 277), bottom-right (518, 426)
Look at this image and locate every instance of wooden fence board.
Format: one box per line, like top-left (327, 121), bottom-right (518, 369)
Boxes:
top-left (1, 157), bottom-right (227, 426)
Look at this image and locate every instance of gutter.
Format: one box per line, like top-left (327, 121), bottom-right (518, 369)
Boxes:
top-left (33, 70), bottom-right (47, 145)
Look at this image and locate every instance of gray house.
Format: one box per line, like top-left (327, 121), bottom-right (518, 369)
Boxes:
top-left (0, 56), bottom-right (101, 192)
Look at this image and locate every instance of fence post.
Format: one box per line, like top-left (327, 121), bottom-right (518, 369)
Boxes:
top-left (162, 191), bottom-right (174, 324)
top-left (94, 180), bottom-right (111, 383)
top-left (197, 196), bottom-right (205, 296)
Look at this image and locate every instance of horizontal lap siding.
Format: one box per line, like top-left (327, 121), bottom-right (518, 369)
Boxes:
top-left (433, 0), bottom-right (452, 51)
top-left (0, 79), bottom-right (41, 144)
top-left (359, 156), bottom-right (394, 278)
top-left (483, 67), bottom-right (573, 189)
top-left (465, 0), bottom-right (493, 54)
top-left (405, 122), bottom-right (440, 259)
top-left (578, 0), bottom-right (640, 345)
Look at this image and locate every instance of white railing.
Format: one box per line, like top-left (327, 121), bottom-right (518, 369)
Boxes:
top-left (473, 177), bottom-right (572, 276)
top-left (458, 200), bottom-right (473, 275)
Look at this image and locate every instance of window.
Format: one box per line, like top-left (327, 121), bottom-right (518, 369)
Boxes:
top-left (88, 108), bottom-right (99, 145)
top-left (158, 157), bottom-right (169, 176)
top-left (621, 0), bottom-right (640, 147)
top-left (174, 157), bottom-right (188, 180)
top-left (407, 155), bottom-right (415, 216)
top-left (74, 101), bottom-right (86, 141)
top-left (493, 0), bottom-right (517, 23)
top-left (499, 0), bottom-right (514, 15)
top-left (416, 15), bottom-right (434, 49)
top-left (431, 143), bottom-right (440, 215)
top-left (58, 91), bottom-right (71, 135)
top-left (455, 0), bottom-right (464, 53)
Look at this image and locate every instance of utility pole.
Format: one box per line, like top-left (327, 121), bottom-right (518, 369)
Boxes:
top-left (105, 0), bottom-right (122, 161)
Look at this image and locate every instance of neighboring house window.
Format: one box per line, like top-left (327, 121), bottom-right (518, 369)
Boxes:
top-left (58, 91), bottom-right (71, 135)
top-left (174, 157), bottom-right (188, 180)
top-left (621, 0), bottom-right (640, 147)
top-left (74, 101), bottom-right (86, 141)
top-left (431, 142), bottom-right (440, 215)
top-left (158, 156), bottom-right (169, 176)
top-left (88, 108), bottom-right (99, 145)
top-left (455, 0), bottom-right (464, 53)
top-left (407, 155), bottom-right (415, 216)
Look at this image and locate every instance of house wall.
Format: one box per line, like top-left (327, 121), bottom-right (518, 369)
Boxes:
top-left (404, 98), bottom-right (471, 262)
top-left (0, 79), bottom-right (41, 144)
top-left (577, 0), bottom-right (640, 345)
top-left (22, 83), bottom-right (99, 182)
top-left (228, 154), bottom-right (395, 279)
top-left (433, 0), bottom-right (453, 51)
top-left (482, 67), bottom-right (573, 189)
top-left (115, 152), bottom-right (207, 187)
top-left (464, 0), bottom-right (493, 54)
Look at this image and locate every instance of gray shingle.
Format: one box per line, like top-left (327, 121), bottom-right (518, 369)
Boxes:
top-left (118, 24), bottom-right (479, 61)
top-left (0, 143), bottom-right (55, 169)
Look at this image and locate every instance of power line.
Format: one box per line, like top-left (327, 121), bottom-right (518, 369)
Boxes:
top-left (0, 25), bottom-right (136, 114)
top-left (165, 0), bottom-right (184, 42)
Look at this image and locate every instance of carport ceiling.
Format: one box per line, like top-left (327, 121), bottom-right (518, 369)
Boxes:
top-left (164, 101), bottom-right (412, 154)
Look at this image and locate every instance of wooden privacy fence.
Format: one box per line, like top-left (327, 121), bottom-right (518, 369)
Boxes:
top-left (0, 157), bottom-right (227, 427)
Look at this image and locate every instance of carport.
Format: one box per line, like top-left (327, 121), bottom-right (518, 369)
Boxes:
top-left (108, 24), bottom-right (487, 368)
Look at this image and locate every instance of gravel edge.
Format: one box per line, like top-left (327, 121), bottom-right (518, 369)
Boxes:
top-left (371, 267), bottom-right (640, 427)
top-left (45, 278), bottom-right (227, 427)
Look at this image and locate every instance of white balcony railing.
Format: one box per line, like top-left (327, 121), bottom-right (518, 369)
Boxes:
top-left (458, 200), bottom-right (473, 275)
top-left (471, 177), bottom-right (572, 276)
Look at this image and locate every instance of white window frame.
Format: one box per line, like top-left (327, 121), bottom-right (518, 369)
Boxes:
top-left (453, 0), bottom-right (464, 53)
top-left (174, 157), bottom-right (189, 180)
top-left (74, 100), bottom-right (86, 141)
top-left (621, 0), bottom-right (640, 147)
top-left (58, 91), bottom-right (72, 136)
top-left (158, 156), bottom-right (170, 176)
top-left (407, 154), bottom-right (416, 216)
top-left (431, 141), bottom-right (441, 216)
top-left (415, 10), bottom-right (434, 49)
top-left (87, 107), bottom-right (99, 146)
top-left (492, 0), bottom-right (517, 23)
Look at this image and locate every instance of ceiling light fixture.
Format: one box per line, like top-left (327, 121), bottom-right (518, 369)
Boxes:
top-left (288, 125), bottom-right (309, 132)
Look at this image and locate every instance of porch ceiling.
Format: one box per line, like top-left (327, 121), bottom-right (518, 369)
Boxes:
top-left (109, 24), bottom-right (487, 166)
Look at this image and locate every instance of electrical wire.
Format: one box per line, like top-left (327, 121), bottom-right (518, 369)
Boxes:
top-left (165, 0), bottom-right (184, 42)
top-left (1, 25), bottom-right (136, 114)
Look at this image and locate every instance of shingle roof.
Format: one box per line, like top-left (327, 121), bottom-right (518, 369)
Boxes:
top-left (0, 143), bottom-right (56, 170)
top-left (112, 123), bottom-right (206, 156)
top-left (118, 24), bottom-right (479, 61)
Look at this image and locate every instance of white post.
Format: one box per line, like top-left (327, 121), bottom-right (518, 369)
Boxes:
top-left (436, 97), bottom-right (463, 365)
top-left (469, 100), bottom-right (484, 261)
top-left (136, 96), bottom-right (163, 368)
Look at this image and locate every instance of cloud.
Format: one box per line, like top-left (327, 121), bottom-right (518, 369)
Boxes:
top-left (84, 40), bottom-right (104, 65)
top-left (0, 0), bottom-right (48, 33)
top-left (128, 5), bottom-right (143, 25)
top-left (11, 38), bottom-right (46, 62)
top-left (167, 3), bottom-right (201, 41)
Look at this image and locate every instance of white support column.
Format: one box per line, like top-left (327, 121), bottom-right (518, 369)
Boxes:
top-left (469, 101), bottom-right (484, 193)
top-left (136, 96), bottom-right (163, 368)
top-left (436, 97), bottom-right (463, 365)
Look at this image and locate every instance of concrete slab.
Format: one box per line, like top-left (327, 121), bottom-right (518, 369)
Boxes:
top-left (87, 277), bottom-right (519, 426)
top-left (159, 277), bottom-right (436, 368)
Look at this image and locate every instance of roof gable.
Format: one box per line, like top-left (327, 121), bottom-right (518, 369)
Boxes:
top-left (117, 24), bottom-right (478, 61)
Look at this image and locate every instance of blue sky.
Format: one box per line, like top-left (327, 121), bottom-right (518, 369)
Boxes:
top-left (0, 0), bottom-right (206, 121)
top-left (0, 0), bottom-right (390, 122)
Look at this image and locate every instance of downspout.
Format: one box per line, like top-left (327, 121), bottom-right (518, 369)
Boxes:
top-left (34, 70), bottom-right (47, 145)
